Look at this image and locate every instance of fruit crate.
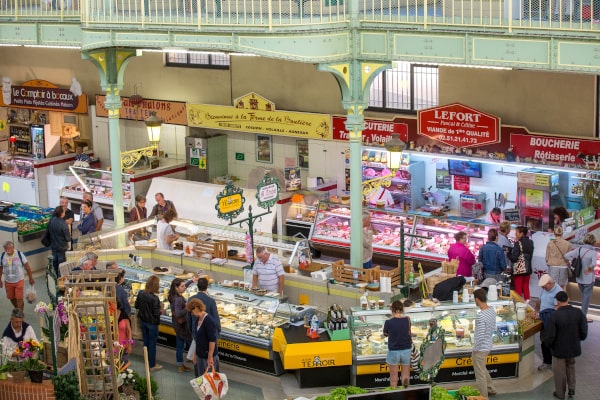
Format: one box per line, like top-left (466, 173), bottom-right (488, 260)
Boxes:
top-left (332, 260), bottom-right (380, 284)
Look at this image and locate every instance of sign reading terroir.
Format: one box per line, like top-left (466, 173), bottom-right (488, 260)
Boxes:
top-left (215, 181), bottom-right (246, 221)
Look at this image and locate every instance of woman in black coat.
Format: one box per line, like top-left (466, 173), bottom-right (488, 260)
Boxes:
top-left (48, 206), bottom-right (71, 277)
top-left (134, 275), bottom-right (162, 371)
top-left (168, 277), bottom-right (197, 372)
top-left (509, 225), bottom-right (534, 300)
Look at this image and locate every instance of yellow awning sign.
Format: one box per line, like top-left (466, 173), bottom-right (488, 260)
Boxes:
top-left (187, 103), bottom-right (331, 140)
top-left (218, 193), bottom-right (243, 214)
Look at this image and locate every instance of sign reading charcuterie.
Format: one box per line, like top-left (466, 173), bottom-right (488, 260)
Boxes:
top-left (332, 116), bottom-right (408, 144)
top-left (418, 103), bottom-right (500, 148)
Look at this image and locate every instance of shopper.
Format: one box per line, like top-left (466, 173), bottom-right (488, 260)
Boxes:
top-left (116, 298), bottom-right (132, 370)
top-left (157, 208), bottom-right (179, 250)
top-left (168, 277), bottom-right (197, 373)
top-left (448, 231), bottom-right (476, 278)
top-left (134, 275), bottom-right (163, 372)
top-left (478, 228), bottom-right (507, 282)
top-left (0, 241), bottom-right (34, 311)
top-left (472, 288), bottom-right (498, 398)
top-left (115, 269), bottom-right (131, 318)
top-left (509, 226), bottom-right (534, 300)
top-left (48, 205), bottom-right (71, 277)
top-left (129, 194), bottom-right (151, 242)
top-left (59, 196), bottom-right (75, 250)
top-left (186, 298), bottom-right (220, 377)
top-left (252, 246), bottom-right (285, 294)
top-left (536, 274), bottom-right (562, 371)
top-left (189, 277), bottom-right (221, 337)
top-left (78, 200), bottom-right (97, 236)
top-left (485, 207), bottom-right (502, 225)
top-left (362, 211), bottom-right (374, 269)
top-left (564, 233), bottom-right (597, 323)
top-left (82, 192), bottom-right (104, 232)
top-left (383, 300), bottom-right (412, 389)
top-left (1, 308), bottom-right (38, 359)
top-left (497, 221), bottom-right (513, 268)
top-left (149, 192), bottom-right (177, 219)
top-left (542, 291), bottom-right (588, 400)
top-left (551, 206), bottom-right (570, 232)
top-left (544, 226), bottom-right (572, 290)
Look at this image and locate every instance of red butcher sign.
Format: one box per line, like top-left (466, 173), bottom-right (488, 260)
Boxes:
top-left (332, 116), bottom-right (408, 145)
top-left (510, 133), bottom-right (600, 166)
top-left (418, 103), bottom-right (500, 148)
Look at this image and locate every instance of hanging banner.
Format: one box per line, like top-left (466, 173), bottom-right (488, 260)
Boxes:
top-left (0, 79), bottom-right (88, 113)
top-left (418, 103), bottom-right (500, 148)
top-left (332, 116), bottom-right (408, 144)
top-left (509, 132), bottom-right (600, 167)
top-left (95, 95), bottom-right (188, 125)
top-left (187, 103), bottom-right (331, 139)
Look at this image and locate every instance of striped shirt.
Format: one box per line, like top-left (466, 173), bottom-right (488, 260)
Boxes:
top-left (473, 306), bottom-right (496, 352)
top-left (253, 254), bottom-right (284, 292)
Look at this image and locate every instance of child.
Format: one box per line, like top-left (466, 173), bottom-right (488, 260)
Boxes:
top-left (116, 298), bottom-right (133, 371)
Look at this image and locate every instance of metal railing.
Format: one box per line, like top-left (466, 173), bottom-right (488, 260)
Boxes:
top-left (1, 0), bottom-right (600, 32)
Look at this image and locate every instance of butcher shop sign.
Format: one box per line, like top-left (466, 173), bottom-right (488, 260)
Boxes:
top-left (418, 103), bottom-right (500, 148)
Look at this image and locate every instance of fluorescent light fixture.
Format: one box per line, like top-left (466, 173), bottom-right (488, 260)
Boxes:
top-left (69, 166), bottom-right (91, 192)
top-left (393, 60), bottom-right (511, 70)
top-left (405, 150), bottom-right (587, 174)
top-left (0, 44), bottom-right (21, 47)
top-left (24, 45), bottom-right (81, 49)
top-left (97, 220), bottom-right (155, 241)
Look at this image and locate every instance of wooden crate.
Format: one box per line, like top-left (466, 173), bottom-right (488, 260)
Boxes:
top-left (298, 260), bottom-right (329, 276)
top-left (425, 272), bottom-right (453, 294)
top-left (332, 260), bottom-right (380, 284)
top-left (442, 259), bottom-right (459, 274)
top-left (194, 240), bottom-right (228, 259)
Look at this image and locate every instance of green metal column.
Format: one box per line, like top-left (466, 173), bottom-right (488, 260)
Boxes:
top-left (319, 61), bottom-right (389, 268)
top-left (82, 48), bottom-right (138, 231)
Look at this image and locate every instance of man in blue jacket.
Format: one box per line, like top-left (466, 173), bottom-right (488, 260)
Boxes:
top-left (542, 291), bottom-right (588, 400)
top-left (478, 229), bottom-right (507, 282)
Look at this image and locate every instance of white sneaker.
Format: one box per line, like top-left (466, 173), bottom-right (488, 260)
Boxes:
top-left (538, 363), bottom-right (552, 371)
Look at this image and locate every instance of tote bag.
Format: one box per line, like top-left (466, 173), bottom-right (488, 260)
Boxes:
top-left (513, 242), bottom-right (527, 275)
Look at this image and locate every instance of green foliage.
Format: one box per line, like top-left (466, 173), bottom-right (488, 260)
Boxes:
top-left (132, 370), bottom-right (159, 400)
top-left (455, 385), bottom-right (480, 398)
top-left (431, 386), bottom-right (454, 400)
top-left (52, 371), bottom-right (81, 400)
top-left (22, 357), bottom-right (47, 371)
top-left (316, 386), bottom-right (369, 399)
top-left (5, 360), bottom-right (26, 371)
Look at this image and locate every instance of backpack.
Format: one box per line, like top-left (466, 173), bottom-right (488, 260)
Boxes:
top-left (571, 248), bottom-right (590, 278)
top-left (0, 250), bottom-right (25, 267)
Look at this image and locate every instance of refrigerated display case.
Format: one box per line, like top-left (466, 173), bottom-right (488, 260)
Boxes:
top-left (284, 190), bottom-right (329, 238)
top-left (124, 264), bottom-right (302, 375)
top-left (349, 300), bottom-right (520, 388)
top-left (310, 201), bottom-right (497, 263)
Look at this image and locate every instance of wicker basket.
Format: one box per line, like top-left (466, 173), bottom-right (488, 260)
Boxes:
top-left (11, 370), bottom-right (26, 383)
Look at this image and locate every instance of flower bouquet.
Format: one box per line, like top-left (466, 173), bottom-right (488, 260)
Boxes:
top-left (35, 299), bottom-right (69, 343)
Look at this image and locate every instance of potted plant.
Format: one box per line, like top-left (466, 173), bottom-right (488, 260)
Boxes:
top-left (5, 360), bottom-right (26, 382)
top-left (14, 339), bottom-right (45, 383)
top-left (52, 370), bottom-right (80, 400)
top-left (22, 357), bottom-right (46, 383)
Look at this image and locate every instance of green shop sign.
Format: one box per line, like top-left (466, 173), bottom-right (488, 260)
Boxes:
top-left (215, 181), bottom-right (246, 221)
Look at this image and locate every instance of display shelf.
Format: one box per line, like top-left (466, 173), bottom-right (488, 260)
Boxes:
top-left (310, 201), bottom-right (506, 263)
top-left (349, 299), bottom-right (520, 387)
top-left (61, 166), bottom-right (132, 209)
top-left (1, 156), bottom-right (35, 179)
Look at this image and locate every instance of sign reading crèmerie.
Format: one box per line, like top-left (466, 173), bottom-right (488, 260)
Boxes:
top-left (187, 93), bottom-right (331, 139)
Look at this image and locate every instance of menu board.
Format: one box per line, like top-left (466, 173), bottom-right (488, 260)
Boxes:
top-left (503, 208), bottom-right (521, 223)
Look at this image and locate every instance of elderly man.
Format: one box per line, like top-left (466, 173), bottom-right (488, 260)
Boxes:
top-left (81, 192), bottom-right (104, 232)
top-left (149, 192), bottom-right (177, 219)
top-left (252, 246), bottom-right (285, 295)
top-left (0, 241), bottom-right (34, 310)
top-left (2, 308), bottom-right (38, 358)
top-left (536, 274), bottom-right (563, 371)
top-left (72, 252), bottom-right (98, 272)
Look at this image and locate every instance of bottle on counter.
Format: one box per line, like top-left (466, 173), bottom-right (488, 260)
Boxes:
top-left (408, 270), bottom-right (414, 284)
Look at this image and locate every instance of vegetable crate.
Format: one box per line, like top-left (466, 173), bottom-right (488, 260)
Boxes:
top-left (298, 261), bottom-right (329, 276)
top-left (442, 259), bottom-right (459, 274)
top-left (425, 272), bottom-right (453, 294)
top-left (379, 259), bottom-right (414, 286)
top-left (332, 260), bottom-right (380, 284)
top-left (194, 239), bottom-right (228, 259)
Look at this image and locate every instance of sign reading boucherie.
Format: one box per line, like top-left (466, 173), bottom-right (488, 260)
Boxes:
top-left (510, 133), bottom-right (600, 166)
top-left (418, 103), bottom-right (500, 148)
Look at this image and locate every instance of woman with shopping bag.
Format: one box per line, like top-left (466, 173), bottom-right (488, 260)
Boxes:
top-left (186, 298), bottom-right (220, 375)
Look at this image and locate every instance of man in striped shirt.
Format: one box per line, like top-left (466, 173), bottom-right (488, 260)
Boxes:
top-left (472, 288), bottom-right (498, 397)
top-left (252, 246), bottom-right (285, 295)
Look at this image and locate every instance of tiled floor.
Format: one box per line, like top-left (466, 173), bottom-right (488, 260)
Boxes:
top-left (3, 273), bottom-right (599, 399)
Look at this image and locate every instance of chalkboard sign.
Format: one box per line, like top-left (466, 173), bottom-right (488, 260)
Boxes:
top-left (503, 208), bottom-right (521, 223)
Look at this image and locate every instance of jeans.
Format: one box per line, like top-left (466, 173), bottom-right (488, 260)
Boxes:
top-left (472, 350), bottom-right (496, 397)
top-left (578, 283), bottom-right (594, 317)
top-left (176, 335), bottom-right (191, 365)
top-left (194, 355), bottom-right (220, 377)
top-left (141, 320), bottom-right (159, 368)
top-left (52, 250), bottom-right (66, 277)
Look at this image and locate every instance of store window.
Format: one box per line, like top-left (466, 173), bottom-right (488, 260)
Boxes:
top-left (165, 52), bottom-right (230, 69)
top-left (369, 62), bottom-right (438, 113)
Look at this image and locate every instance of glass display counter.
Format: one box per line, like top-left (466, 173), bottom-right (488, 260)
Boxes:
top-left (310, 201), bottom-right (502, 263)
top-left (61, 166), bottom-right (132, 209)
top-left (124, 264), bottom-right (297, 375)
top-left (349, 299), bottom-right (520, 388)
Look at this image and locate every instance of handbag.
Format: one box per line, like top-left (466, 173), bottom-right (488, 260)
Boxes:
top-left (190, 366), bottom-right (229, 399)
top-left (41, 229), bottom-right (51, 247)
top-left (513, 241), bottom-right (527, 275)
top-left (553, 241), bottom-right (573, 278)
top-left (410, 342), bottom-right (421, 370)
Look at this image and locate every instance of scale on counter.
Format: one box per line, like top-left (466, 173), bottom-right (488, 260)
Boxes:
top-left (283, 304), bottom-right (317, 323)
